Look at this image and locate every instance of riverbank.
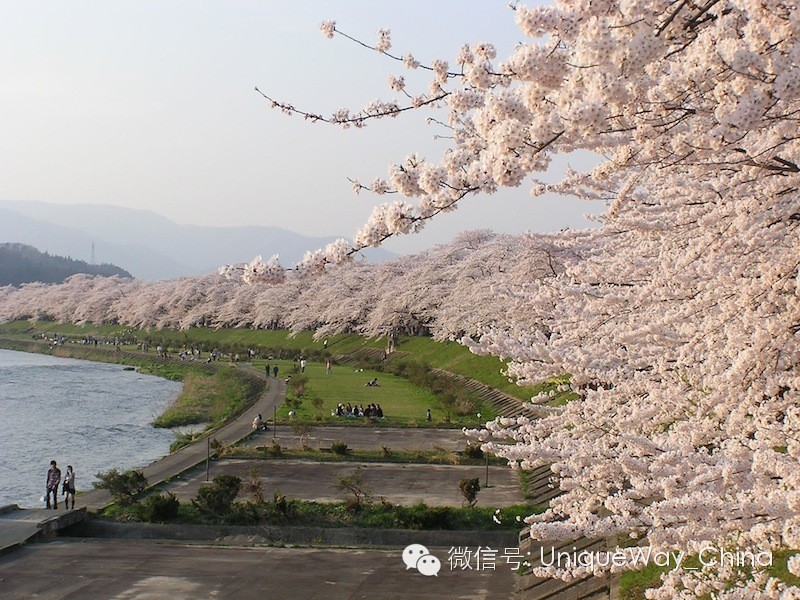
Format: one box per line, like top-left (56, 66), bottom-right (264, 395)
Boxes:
top-left (0, 336), bottom-right (265, 432)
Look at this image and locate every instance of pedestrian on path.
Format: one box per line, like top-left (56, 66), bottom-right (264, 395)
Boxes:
top-left (45, 460), bottom-right (61, 509)
top-left (62, 465), bottom-right (76, 509)
top-left (273, 365), bottom-right (278, 378)
top-left (253, 413), bottom-right (264, 431)
top-left (266, 363), bottom-right (270, 378)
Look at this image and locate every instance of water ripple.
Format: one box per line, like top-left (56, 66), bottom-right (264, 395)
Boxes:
top-left (0, 349), bottom-right (180, 507)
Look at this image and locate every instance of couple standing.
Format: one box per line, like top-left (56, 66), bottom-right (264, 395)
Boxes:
top-left (45, 460), bottom-right (75, 509)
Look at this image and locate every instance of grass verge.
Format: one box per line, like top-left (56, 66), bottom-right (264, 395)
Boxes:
top-left (618, 548), bottom-right (800, 599)
top-left (225, 446), bottom-right (507, 466)
top-left (153, 368), bottom-right (257, 428)
top-left (100, 497), bottom-right (545, 530)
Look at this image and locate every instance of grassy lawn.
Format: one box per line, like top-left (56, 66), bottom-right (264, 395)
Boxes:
top-left (153, 367), bottom-right (258, 428)
top-left (259, 358), bottom-right (493, 427)
top-left (390, 336), bottom-right (576, 404)
top-left (0, 321), bottom-right (539, 399)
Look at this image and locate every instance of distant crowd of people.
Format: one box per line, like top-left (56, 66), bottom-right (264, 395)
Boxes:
top-left (334, 403), bottom-right (384, 418)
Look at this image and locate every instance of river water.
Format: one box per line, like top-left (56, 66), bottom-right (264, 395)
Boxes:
top-left (0, 348), bottom-right (181, 507)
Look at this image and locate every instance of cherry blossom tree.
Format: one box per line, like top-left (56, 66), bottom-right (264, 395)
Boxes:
top-left (246, 1), bottom-right (800, 596)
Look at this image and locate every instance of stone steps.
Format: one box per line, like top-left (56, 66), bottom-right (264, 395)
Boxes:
top-left (517, 536), bottom-right (611, 600)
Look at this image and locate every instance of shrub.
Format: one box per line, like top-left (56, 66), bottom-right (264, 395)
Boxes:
top-left (335, 468), bottom-right (372, 511)
top-left (456, 396), bottom-right (477, 415)
top-left (464, 443), bottom-right (484, 460)
top-left (243, 465), bottom-right (265, 504)
top-left (94, 468), bottom-right (148, 505)
top-left (291, 424), bottom-right (314, 449)
top-left (170, 431), bottom-right (203, 452)
top-left (331, 440), bottom-right (349, 455)
top-left (287, 374), bottom-right (308, 398)
top-left (193, 474), bottom-right (241, 514)
top-left (228, 501), bottom-right (261, 525)
top-left (458, 477), bottom-right (481, 507)
top-left (272, 489), bottom-right (292, 521)
top-left (311, 396), bottom-right (325, 419)
top-left (141, 492), bottom-right (180, 522)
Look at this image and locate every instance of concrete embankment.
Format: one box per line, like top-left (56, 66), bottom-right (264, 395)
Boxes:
top-left (0, 504), bottom-right (88, 556)
top-left (68, 519), bottom-right (519, 549)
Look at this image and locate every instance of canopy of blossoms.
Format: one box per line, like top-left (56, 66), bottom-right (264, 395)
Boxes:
top-left (252, 1), bottom-right (800, 595)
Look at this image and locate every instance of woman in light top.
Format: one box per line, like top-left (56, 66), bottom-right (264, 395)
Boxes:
top-left (62, 465), bottom-right (76, 509)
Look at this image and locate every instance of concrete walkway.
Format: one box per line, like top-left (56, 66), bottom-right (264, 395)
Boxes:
top-left (161, 458), bottom-right (523, 507)
top-left (0, 539), bottom-right (515, 599)
top-left (0, 505), bottom-right (87, 555)
top-left (244, 425), bottom-right (470, 452)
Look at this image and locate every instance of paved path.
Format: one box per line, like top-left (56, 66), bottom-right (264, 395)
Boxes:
top-left (77, 373), bottom-right (287, 511)
top-left (161, 459), bottom-right (523, 507)
top-left (0, 506), bottom-right (87, 555)
top-left (244, 425), bottom-right (470, 452)
top-left (0, 539), bottom-right (515, 599)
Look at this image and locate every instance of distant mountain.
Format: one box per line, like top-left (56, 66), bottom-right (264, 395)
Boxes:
top-left (0, 243), bottom-right (132, 286)
top-left (0, 201), bottom-right (395, 280)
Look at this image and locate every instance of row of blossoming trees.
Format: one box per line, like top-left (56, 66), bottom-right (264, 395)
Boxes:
top-left (2, 0), bottom-right (799, 596)
top-left (0, 230), bottom-right (562, 338)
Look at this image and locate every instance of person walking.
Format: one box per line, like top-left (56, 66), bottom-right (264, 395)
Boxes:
top-left (265, 363), bottom-right (270, 378)
top-left (272, 365), bottom-right (278, 378)
top-left (62, 465), bottom-right (76, 509)
top-left (45, 460), bottom-right (61, 509)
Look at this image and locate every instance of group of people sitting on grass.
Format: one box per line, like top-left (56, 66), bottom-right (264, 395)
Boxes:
top-left (334, 403), bottom-right (384, 418)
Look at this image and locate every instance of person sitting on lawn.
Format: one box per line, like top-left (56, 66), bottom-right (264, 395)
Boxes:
top-left (365, 377), bottom-right (379, 387)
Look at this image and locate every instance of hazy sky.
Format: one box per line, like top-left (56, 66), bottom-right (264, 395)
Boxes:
top-left (1, 0), bottom-right (601, 256)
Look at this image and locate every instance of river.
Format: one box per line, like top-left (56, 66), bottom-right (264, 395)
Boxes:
top-left (0, 348), bottom-right (181, 507)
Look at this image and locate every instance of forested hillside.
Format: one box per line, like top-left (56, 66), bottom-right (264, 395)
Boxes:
top-left (0, 243), bottom-right (132, 286)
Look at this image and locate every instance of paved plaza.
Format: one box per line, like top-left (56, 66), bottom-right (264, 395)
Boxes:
top-left (0, 539), bottom-right (516, 600)
top-left (162, 458), bottom-right (524, 507)
top-left (245, 425), bottom-right (470, 452)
